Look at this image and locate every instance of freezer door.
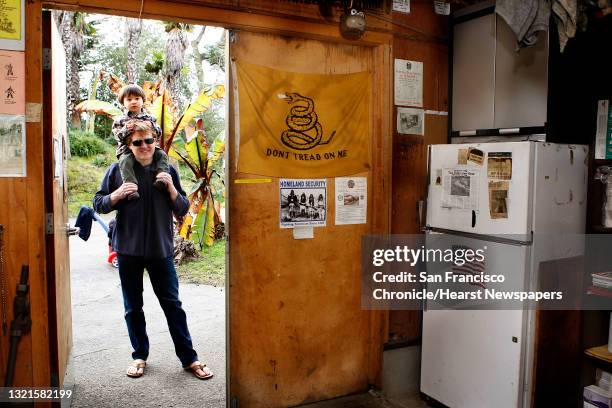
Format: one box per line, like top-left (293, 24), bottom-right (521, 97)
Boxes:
top-left (427, 142), bottom-right (534, 236)
top-left (421, 232), bottom-right (529, 408)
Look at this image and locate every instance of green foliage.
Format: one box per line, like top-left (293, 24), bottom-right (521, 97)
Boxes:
top-left (176, 239), bottom-right (225, 286)
top-left (202, 41), bottom-right (225, 72)
top-left (94, 115), bottom-right (115, 145)
top-left (69, 129), bottom-right (111, 157)
top-left (91, 153), bottom-right (114, 167)
top-left (144, 50), bottom-right (164, 75)
top-left (67, 156), bottom-right (108, 217)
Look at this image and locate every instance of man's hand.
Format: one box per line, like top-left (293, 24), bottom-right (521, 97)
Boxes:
top-left (110, 182), bottom-right (138, 205)
top-left (156, 172), bottom-right (179, 202)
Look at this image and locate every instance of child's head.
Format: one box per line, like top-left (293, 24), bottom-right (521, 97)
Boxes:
top-left (125, 119), bottom-right (154, 142)
top-left (119, 84), bottom-right (145, 113)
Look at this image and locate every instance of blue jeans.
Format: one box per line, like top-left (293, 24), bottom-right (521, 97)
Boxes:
top-left (117, 254), bottom-right (198, 367)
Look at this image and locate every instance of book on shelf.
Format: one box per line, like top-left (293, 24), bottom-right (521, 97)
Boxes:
top-left (592, 272), bottom-right (612, 289)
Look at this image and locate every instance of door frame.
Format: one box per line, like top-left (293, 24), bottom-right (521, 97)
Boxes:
top-left (35, 0), bottom-right (393, 395)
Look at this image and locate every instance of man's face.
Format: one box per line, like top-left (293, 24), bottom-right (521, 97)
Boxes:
top-left (128, 130), bottom-right (155, 164)
top-left (124, 94), bottom-right (144, 113)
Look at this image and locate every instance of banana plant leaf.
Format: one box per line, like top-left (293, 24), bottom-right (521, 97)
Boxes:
top-left (142, 80), bottom-right (162, 107)
top-left (74, 100), bottom-right (122, 119)
top-left (104, 72), bottom-right (125, 95)
top-left (179, 189), bottom-right (205, 240)
top-left (185, 132), bottom-right (209, 176)
top-left (149, 91), bottom-right (175, 150)
top-left (208, 137), bottom-right (225, 166)
top-left (172, 85), bottom-right (225, 142)
top-left (193, 194), bottom-right (217, 248)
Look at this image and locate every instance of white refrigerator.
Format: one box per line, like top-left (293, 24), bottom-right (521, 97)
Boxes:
top-left (420, 141), bottom-right (588, 408)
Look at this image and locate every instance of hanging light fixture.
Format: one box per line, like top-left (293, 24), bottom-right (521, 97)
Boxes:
top-left (340, 0), bottom-right (366, 40)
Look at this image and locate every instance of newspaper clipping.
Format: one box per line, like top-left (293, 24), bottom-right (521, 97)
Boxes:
top-left (335, 176), bottom-right (367, 225)
top-left (280, 179), bottom-right (327, 228)
top-left (487, 152), bottom-right (512, 180)
top-left (488, 180), bottom-right (509, 219)
top-left (441, 168), bottom-right (479, 209)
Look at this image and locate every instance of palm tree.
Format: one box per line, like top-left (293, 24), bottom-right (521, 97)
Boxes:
top-left (191, 26), bottom-right (207, 89)
top-left (53, 11), bottom-right (95, 127)
top-left (164, 22), bottom-right (192, 112)
top-left (125, 17), bottom-right (142, 83)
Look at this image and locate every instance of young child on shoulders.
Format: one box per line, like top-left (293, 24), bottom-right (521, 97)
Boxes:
top-left (112, 84), bottom-right (169, 199)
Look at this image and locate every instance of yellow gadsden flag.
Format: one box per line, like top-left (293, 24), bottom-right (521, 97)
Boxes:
top-left (235, 61), bottom-right (371, 177)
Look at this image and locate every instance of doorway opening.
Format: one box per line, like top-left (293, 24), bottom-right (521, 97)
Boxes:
top-left (46, 8), bottom-right (228, 406)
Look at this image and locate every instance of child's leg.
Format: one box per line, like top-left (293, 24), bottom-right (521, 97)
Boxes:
top-left (152, 148), bottom-right (170, 190)
top-left (153, 147), bottom-right (170, 173)
top-left (118, 153), bottom-right (140, 199)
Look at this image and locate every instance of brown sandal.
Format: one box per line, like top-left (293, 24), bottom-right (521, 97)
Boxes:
top-left (126, 359), bottom-right (146, 378)
top-left (186, 361), bottom-right (213, 380)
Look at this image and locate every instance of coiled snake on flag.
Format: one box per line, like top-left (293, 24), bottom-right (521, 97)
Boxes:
top-left (279, 92), bottom-right (336, 150)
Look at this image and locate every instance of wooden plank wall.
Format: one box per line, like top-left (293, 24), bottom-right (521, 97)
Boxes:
top-left (0, 0), bottom-right (50, 387)
top-left (1, 0), bottom-right (447, 394)
top-left (388, 1), bottom-right (449, 343)
top-left (227, 32), bottom-right (390, 406)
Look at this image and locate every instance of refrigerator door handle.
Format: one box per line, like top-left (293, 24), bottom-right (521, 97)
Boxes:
top-left (418, 200), bottom-right (425, 231)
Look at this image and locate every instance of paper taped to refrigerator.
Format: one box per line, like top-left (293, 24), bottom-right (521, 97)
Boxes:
top-left (488, 180), bottom-right (509, 219)
top-left (441, 168), bottom-right (479, 209)
top-left (487, 152), bottom-right (512, 180)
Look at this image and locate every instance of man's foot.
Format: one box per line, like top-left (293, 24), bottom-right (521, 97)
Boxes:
top-left (186, 361), bottom-right (213, 380)
top-left (127, 191), bottom-right (140, 200)
top-left (126, 359), bottom-right (146, 378)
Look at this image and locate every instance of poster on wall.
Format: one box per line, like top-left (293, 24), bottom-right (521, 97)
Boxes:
top-left (0, 0), bottom-right (25, 51)
top-left (397, 107), bottom-right (424, 135)
top-left (0, 50), bottom-right (24, 115)
top-left (279, 178), bottom-right (327, 228)
top-left (0, 113), bottom-right (25, 176)
top-left (394, 59), bottom-right (423, 107)
top-left (234, 61), bottom-right (371, 178)
top-left (335, 177), bottom-right (367, 225)
top-left (392, 0), bottom-right (410, 14)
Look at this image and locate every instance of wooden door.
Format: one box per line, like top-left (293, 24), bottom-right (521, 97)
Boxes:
top-left (42, 11), bottom-right (72, 386)
top-left (228, 31), bottom-right (389, 407)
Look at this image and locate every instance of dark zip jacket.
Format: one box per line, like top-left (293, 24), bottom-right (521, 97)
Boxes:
top-left (93, 162), bottom-right (189, 259)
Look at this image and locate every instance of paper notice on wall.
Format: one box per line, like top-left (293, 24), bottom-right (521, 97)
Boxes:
top-left (467, 147), bottom-right (484, 166)
top-left (595, 99), bottom-right (612, 159)
top-left (335, 176), bottom-right (367, 225)
top-left (0, 113), bottom-right (25, 177)
top-left (434, 0), bottom-right (451, 15)
top-left (394, 59), bottom-right (423, 107)
top-left (458, 149), bottom-right (468, 165)
top-left (489, 181), bottom-right (509, 219)
top-left (397, 107), bottom-right (424, 135)
top-left (393, 0), bottom-right (410, 13)
top-left (0, 50), bottom-right (25, 115)
top-left (441, 168), bottom-right (479, 209)
top-left (487, 152), bottom-right (512, 180)
top-left (280, 179), bottom-right (327, 228)
top-left (0, 0), bottom-right (24, 50)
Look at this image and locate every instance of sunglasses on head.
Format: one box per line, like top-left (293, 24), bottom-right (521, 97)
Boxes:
top-left (131, 138), bottom-right (155, 147)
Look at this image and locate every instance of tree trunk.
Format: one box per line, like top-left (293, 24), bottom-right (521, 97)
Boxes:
top-left (125, 18), bottom-right (142, 84)
top-left (57, 11), bottom-right (82, 128)
top-left (191, 26), bottom-right (206, 89)
top-left (164, 27), bottom-right (188, 112)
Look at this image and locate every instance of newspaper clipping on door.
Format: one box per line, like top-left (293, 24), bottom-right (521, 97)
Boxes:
top-left (441, 168), bottom-right (479, 209)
